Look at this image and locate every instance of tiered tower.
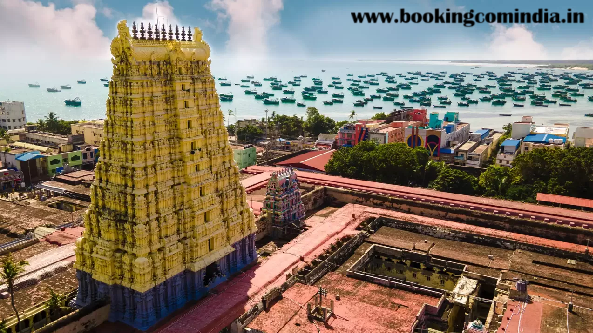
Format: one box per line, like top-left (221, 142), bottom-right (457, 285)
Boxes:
top-left (262, 168), bottom-right (305, 237)
top-left (74, 20), bottom-right (257, 330)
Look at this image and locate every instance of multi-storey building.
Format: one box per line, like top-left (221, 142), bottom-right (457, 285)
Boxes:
top-left (0, 101), bottom-right (27, 130)
top-left (74, 21), bottom-right (257, 330)
top-left (71, 120), bottom-right (105, 146)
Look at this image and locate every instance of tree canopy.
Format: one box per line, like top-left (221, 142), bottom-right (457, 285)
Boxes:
top-left (371, 112), bottom-right (388, 120)
top-left (270, 114), bottom-right (304, 138)
top-left (36, 112), bottom-right (78, 135)
top-left (237, 125), bottom-right (263, 143)
top-left (304, 107), bottom-right (336, 137)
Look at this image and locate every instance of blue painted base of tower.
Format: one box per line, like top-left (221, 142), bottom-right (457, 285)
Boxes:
top-left (75, 234), bottom-right (257, 331)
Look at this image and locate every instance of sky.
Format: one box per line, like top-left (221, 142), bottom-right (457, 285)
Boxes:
top-left (1, 0), bottom-right (593, 78)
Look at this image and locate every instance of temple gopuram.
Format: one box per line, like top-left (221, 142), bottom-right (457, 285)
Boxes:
top-left (74, 20), bottom-right (257, 330)
top-left (262, 168), bottom-right (305, 237)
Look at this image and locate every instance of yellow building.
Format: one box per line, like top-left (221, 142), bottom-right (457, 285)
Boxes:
top-left (74, 21), bottom-right (257, 330)
top-left (71, 120), bottom-right (105, 146)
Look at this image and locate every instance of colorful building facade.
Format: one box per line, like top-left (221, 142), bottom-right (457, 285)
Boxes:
top-left (262, 168), bottom-right (305, 237)
top-left (74, 21), bottom-right (257, 330)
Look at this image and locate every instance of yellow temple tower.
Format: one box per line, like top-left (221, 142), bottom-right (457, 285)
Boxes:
top-left (74, 20), bottom-right (257, 330)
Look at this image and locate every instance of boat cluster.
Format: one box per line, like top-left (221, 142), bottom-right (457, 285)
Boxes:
top-left (215, 69), bottom-right (593, 118)
top-left (28, 80), bottom-right (90, 106)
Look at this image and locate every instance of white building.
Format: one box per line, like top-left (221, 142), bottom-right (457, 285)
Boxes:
top-left (573, 127), bottom-right (593, 148)
top-left (0, 101), bottom-right (27, 130)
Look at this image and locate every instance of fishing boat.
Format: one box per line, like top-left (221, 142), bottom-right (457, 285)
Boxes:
top-left (281, 97), bottom-right (296, 103)
top-left (245, 89), bottom-right (258, 94)
top-left (535, 104), bottom-right (548, 107)
top-left (220, 94), bottom-right (233, 102)
top-left (64, 97), bottom-right (81, 106)
top-left (373, 106), bottom-right (383, 109)
top-left (263, 98), bottom-right (279, 105)
top-left (77, 80), bottom-right (86, 84)
top-left (103, 83), bottom-right (109, 87)
top-left (28, 82), bottom-right (40, 88)
top-left (499, 114), bottom-right (512, 116)
top-left (297, 102), bottom-right (306, 107)
top-left (393, 101), bottom-right (405, 106)
top-left (323, 101), bottom-right (333, 106)
top-left (458, 102), bottom-right (469, 107)
top-left (585, 114), bottom-right (593, 117)
top-left (559, 103), bottom-right (571, 107)
top-left (433, 105), bottom-right (446, 108)
top-left (492, 100), bottom-right (507, 106)
top-left (382, 96), bottom-right (395, 101)
top-left (332, 98), bottom-right (344, 103)
top-left (61, 84), bottom-right (71, 89)
top-left (220, 82), bottom-right (232, 86)
top-left (332, 93), bottom-right (344, 98)
top-left (47, 87), bottom-right (61, 92)
top-left (353, 101), bottom-right (365, 107)
top-left (283, 89), bottom-right (295, 94)
top-left (100, 77), bottom-right (109, 82)
top-left (513, 103), bottom-right (524, 107)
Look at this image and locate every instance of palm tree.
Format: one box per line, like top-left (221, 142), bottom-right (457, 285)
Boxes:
top-left (349, 110), bottom-right (356, 122)
top-left (227, 110), bottom-right (234, 128)
top-left (0, 319), bottom-right (7, 333)
top-left (0, 254), bottom-right (28, 328)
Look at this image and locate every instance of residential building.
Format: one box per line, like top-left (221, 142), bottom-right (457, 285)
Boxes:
top-left (71, 120), bottom-right (104, 146)
top-left (46, 151), bottom-right (83, 176)
top-left (80, 146), bottom-right (99, 167)
top-left (466, 145), bottom-right (489, 168)
top-left (0, 168), bottom-right (23, 190)
top-left (521, 134), bottom-right (566, 154)
top-left (405, 112), bottom-right (470, 159)
top-left (496, 139), bottom-right (521, 167)
top-left (573, 127), bottom-right (593, 147)
top-left (315, 133), bottom-right (336, 149)
top-left (454, 140), bottom-right (479, 166)
top-left (469, 128), bottom-right (492, 143)
top-left (369, 131), bottom-right (387, 145)
top-left (18, 131), bottom-right (84, 152)
top-left (337, 123), bottom-right (356, 147)
top-left (232, 144), bottom-right (257, 170)
top-left (0, 101), bottom-right (27, 130)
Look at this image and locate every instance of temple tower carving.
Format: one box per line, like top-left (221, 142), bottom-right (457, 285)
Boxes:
top-left (262, 168), bottom-right (306, 238)
top-left (74, 20), bottom-right (257, 331)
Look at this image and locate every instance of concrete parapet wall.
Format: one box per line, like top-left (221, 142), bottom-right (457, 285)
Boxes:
top-left (325, 187), bottom-right (593, 246)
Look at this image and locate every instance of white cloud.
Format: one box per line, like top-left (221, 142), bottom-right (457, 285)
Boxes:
top-left (208, 0), bottom-right (283, 59)
top-left (100, 6), bottom-right (114, 19)
top-left (486, 24), bottom-right (548, 60)
top-left (561, 39), bottom-right (593, 60)
top-left (0, 0), bottom-right (111, 80)
top-left (136, 1), bottom-right (181, 29)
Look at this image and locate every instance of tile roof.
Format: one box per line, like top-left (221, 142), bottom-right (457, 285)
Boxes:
top-left (276, 150), bottom-right (335, 172)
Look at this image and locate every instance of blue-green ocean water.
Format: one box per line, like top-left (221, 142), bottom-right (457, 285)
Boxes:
top-left (1, 59), bottom-right (592, 133)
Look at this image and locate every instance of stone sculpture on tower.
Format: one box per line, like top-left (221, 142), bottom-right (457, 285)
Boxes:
top-left (262, 168), bottom-right (306, 238)
top-left (74, 20), bottom-right (257, 331)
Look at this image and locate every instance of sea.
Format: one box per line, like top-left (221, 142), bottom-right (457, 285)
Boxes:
top-left (1, 59), bottom-right (592, 134)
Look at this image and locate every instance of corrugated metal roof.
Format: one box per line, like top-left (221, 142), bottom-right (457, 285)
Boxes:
top-left (523, 133), bottom-right (566, 143)
top-left (15, 151), bottom-right (45, 162)
top-left (537, 193), bottom-right (593, 209)
top-left (474, 129), bottom-right (489, 134)
top-left (501, 139), bottom-right (521, 147)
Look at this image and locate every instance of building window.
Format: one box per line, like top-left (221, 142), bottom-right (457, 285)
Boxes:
top-left (191, 141), bottom-right (196, 150)
top-left (426, 276), bottom-right (431, 281)
top-left (188, 120), bottom-right (192, 129)
top-left (440, 280), bottom-right (445, 285)
top-left (83, 153), bottom-right (88, 159)
top-left (184, 101), bottom-right (189, 108)
top-left (208, 238), bottom-right (214, 251)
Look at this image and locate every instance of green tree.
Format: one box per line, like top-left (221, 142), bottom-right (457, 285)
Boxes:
top-left (430, 166), bottom-right (478, 195)
top-left (226, 124), bottom-right (236, 136)
top-left (479, 165), bottom-right (511, 198)
top-left (237, 125), bottom-right (263, 143)
top-left (34, 112), bottom-right (78, 135)
top-left (304, 107), bottom-right (336, 137)
top-left (502, 123), bottom-right (512, 135)
top-left (0, 254), bottom-right (28, 328)
top-left (270, 114), bottom-right (304, 138)
top-left (371, 112), bottom-right (388, 120)
top-left (46, 288), bottom-right (67, 320)
top-left (349, 110), bottom-right (356, 121)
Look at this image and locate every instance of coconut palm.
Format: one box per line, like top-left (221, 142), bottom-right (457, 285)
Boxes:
top-left (227, 109), bottom-right (234, 128)
top-left (0, 253), bottom-right (28, 328)
top-left (349, 110), bottom-right (356, 122)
